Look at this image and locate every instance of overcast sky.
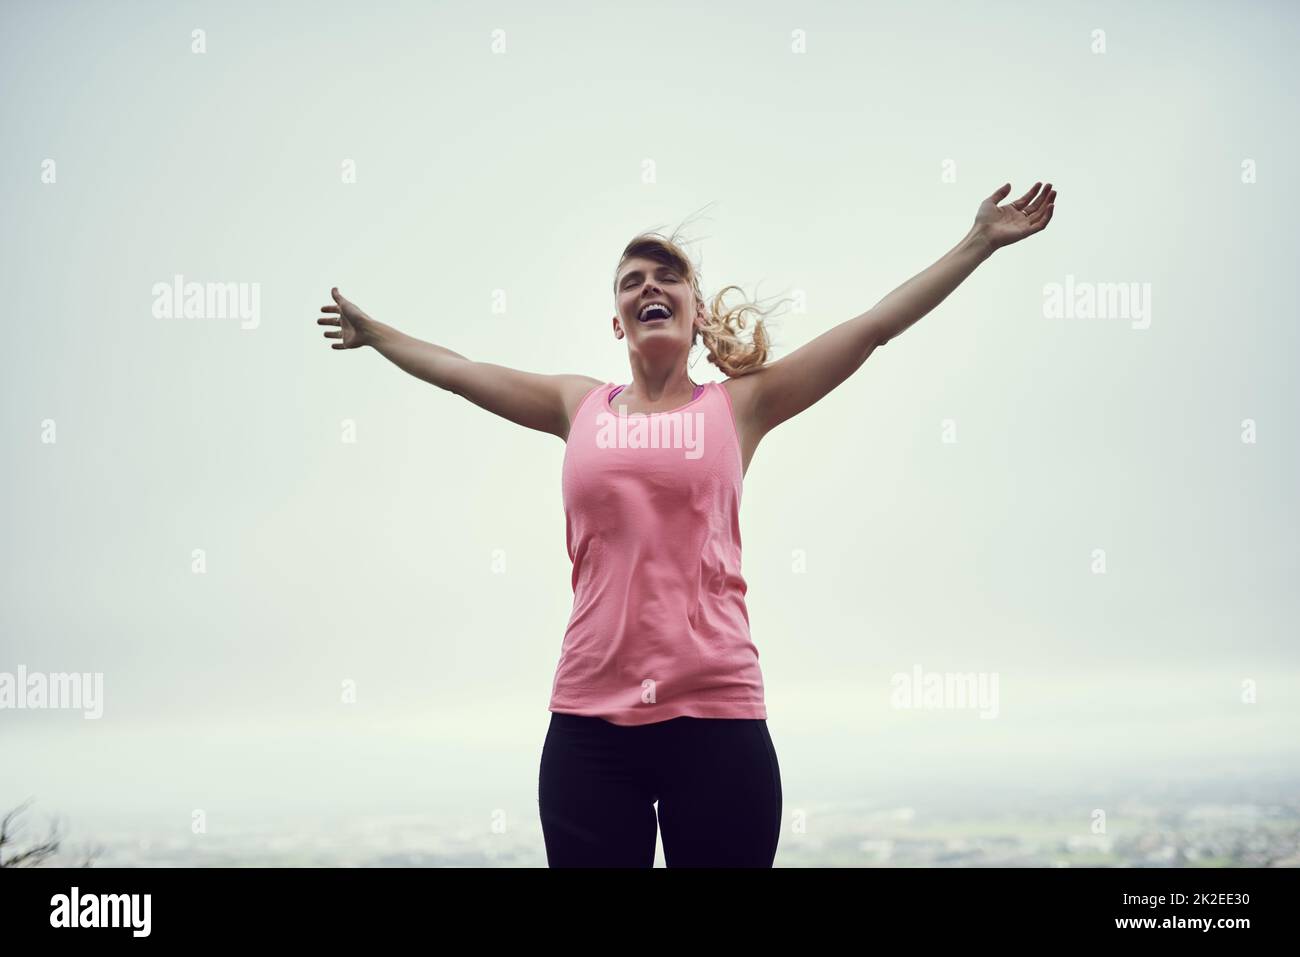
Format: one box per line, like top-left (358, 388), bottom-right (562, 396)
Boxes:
top-left (2, 0), bottom-right (1297, 842)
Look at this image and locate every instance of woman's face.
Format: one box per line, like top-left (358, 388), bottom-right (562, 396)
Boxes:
top-left (613, 256), bottom-right (700, 346)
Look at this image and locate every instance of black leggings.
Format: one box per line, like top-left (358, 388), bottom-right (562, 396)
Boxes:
top-left (538, 711), bottom-right (783, 867)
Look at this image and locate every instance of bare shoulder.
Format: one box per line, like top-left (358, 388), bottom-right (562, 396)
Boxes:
top-left (556, 374), bottom-right (606, 441)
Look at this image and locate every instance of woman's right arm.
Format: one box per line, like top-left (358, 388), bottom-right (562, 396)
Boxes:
top-left (317, 286), bottom-right (601, 441)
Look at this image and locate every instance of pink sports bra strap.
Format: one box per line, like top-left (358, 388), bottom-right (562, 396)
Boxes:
top-left (609, 383), bottom-right (704, 402)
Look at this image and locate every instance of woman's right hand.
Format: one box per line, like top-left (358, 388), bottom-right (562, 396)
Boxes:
top-left (317, 286), bottom-right (378, 349)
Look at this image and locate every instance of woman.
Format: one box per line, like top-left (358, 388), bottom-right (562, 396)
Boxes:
top-left (315, 182), bottom-right (1057, 867)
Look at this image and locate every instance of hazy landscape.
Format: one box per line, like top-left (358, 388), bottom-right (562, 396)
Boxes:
top-left (23, 773), bottom-right (1298, 868)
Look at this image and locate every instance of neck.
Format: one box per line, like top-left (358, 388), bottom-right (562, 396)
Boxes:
top-left (622, 358), bottom-right (696, 401)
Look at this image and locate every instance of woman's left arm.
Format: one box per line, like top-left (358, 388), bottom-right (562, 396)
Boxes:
top-left (745, 181), bottom-right (1056, 434)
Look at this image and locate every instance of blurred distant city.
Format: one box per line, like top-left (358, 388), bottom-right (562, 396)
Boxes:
top-left (18, 777), bottom-right (1299, 868)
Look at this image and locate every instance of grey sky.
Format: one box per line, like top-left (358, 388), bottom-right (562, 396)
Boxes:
top-left (2, 0), bottom-right (1297, 835)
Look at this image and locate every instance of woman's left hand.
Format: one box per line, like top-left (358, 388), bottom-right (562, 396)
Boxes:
top-left (974, 181), bottom-right (1056, 251)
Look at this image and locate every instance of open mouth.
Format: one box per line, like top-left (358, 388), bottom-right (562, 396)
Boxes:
top-left (638, 303), bottom-right (673, 323)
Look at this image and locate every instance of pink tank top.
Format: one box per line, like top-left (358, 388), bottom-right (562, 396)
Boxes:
top-left (549, 380), bottom-right (767, 726)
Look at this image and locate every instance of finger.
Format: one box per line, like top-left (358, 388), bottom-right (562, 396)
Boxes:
top-left (331, 342), bottom-right (347, 349)
top-left (989, 182), bottom-right (1012, 203)
top-left (1025, 183), bottom-right (1053, 214)
top-left (323, 330), bottom-right (342, 339)
top-left (1011, 182), bottom-right (1042, 211)
top-left (321, 304), bottom-right (340, 314)
top-left (1030, 201), bottom-right (1055, 228)
top-left (1027, 189), bottom-right (1056, 220)
top-left (317, 316), bottom-right (341, 325)
top-left (332, 286), bottom-right (347, 304)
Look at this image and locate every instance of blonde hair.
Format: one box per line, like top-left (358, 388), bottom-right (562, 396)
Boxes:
top-left (613, 219), bottom-right (790, 378)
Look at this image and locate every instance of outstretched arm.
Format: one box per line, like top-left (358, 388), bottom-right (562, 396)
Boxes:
top-left (315, 287), bottom-right (600, 441)
top-left (745, 182), bottom-right (1056, 434)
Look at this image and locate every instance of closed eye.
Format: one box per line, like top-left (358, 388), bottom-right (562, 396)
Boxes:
top-left (621, 272), bottom-right (680, 288)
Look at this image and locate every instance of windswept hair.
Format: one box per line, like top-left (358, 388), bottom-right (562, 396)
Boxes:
top-left (613, 210), bottom-right (792, 378)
